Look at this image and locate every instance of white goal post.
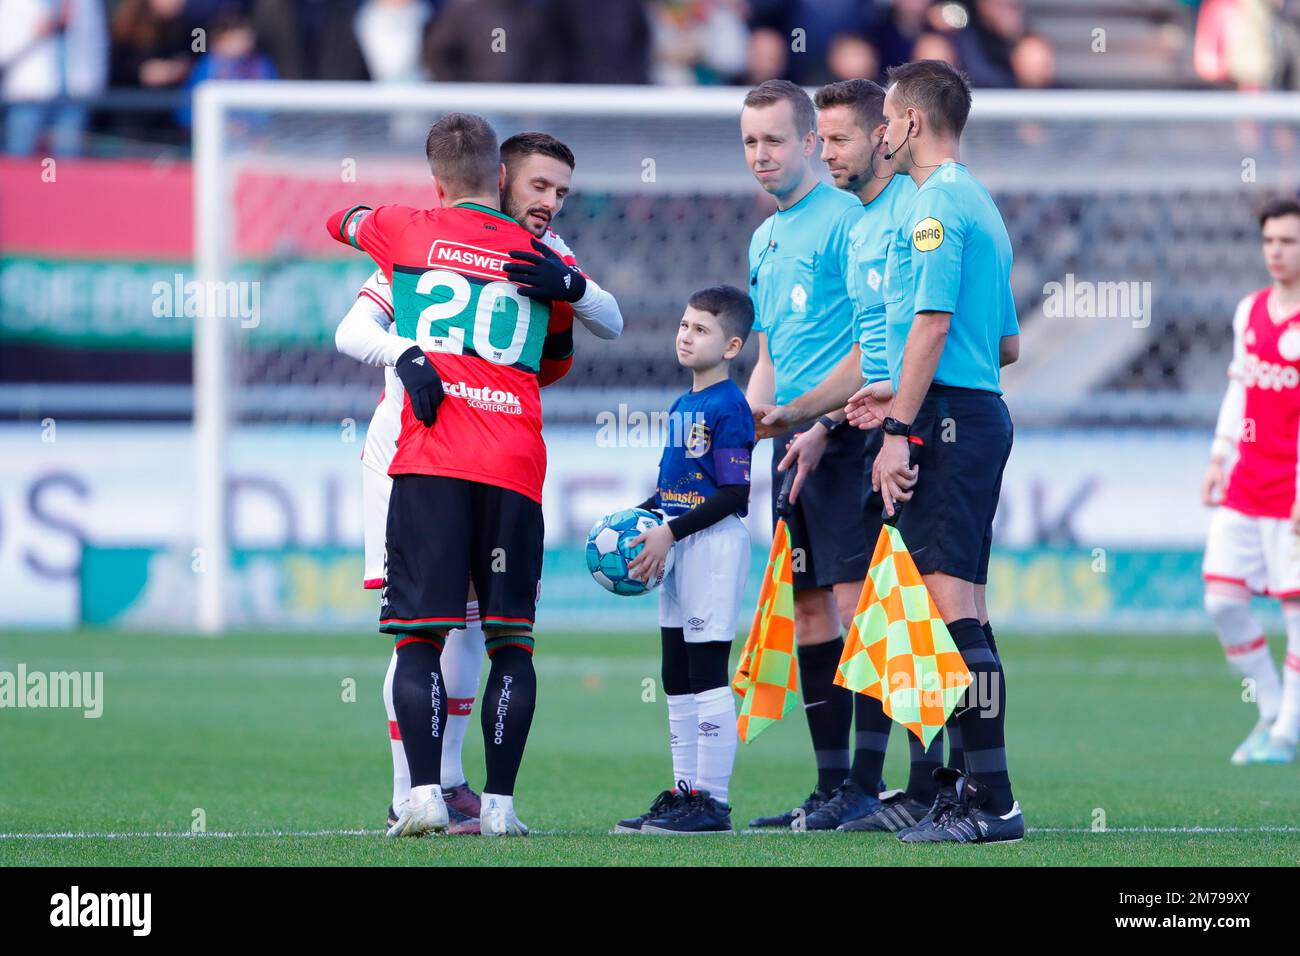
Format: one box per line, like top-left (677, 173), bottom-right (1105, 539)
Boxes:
top-left (193, 81), bottom-right (1300, 633)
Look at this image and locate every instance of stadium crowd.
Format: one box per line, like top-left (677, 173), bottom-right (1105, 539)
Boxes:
top-left (2, 0), bottom-right (1299, 155)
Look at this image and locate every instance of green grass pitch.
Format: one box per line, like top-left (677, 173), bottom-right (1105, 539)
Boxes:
top-left (1, 629), bottom-right (1297, 866)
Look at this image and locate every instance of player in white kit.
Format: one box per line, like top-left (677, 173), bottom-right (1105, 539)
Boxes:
top-left (1202, 198), bottom-right (1300, 765)
top-left (334, 133), bottom-right (623, 830)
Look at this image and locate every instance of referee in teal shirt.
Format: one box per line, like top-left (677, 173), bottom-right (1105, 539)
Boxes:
top-left (847, 60), bottom-right (1024, 844)
top-left (739, 80), bottom-right (870, 828)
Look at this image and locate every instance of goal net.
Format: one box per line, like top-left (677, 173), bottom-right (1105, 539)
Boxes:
top-left (191, 82), bottom-right (1300, 633)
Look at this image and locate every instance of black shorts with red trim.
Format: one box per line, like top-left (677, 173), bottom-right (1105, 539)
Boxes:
top-left (380, 474), bottom-right (543, 650)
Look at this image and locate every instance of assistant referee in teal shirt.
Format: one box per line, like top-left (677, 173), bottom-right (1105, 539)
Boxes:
top-left (847, 60), bottom-right (1024, 844)
top-left (739, 79), bottom-right (871, 828)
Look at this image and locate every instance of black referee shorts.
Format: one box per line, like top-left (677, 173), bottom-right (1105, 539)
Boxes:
top-left (771, 423), bottom-right (871, 591)
top-left (895, 385), bottom-right (1013, 585)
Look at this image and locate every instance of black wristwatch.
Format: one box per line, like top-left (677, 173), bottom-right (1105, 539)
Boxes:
top-left (881, 416), bottom-right (912, 437)
top-left (816, 415), bottom-right (843, 435)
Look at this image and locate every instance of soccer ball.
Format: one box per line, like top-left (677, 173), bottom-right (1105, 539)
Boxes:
top-left (585, 508), bottom-right (675, 596)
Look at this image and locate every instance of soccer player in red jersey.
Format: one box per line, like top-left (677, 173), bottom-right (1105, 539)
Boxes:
top-left (327, 113), bottom-right (584, 835)
top-left (333, 132), bottom-right (622, 835)
top-left (1203, 198), bottom-right (1300, 765)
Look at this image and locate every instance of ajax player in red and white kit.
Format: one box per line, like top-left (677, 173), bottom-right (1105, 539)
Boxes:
top-left (333, 133), bottom-right (622, 832)
top-left (1202, 198), bottom-right (1300, 765)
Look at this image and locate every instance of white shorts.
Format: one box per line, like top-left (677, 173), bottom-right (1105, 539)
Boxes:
top-left (361, 368), bottom-right (401, 589)
top-left (1203, 505), bottom-right (1300, 599)
top-left (658, 513), bottom-right (751, 643)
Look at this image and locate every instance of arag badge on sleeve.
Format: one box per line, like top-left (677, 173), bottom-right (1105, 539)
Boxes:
top-left (912, 217), bottom-right (944, 252)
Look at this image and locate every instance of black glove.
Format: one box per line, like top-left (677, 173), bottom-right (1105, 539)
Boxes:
top-left (503, 238), bottom-right (587, 302)
top-left (395, 345), bottom-right (444, 427)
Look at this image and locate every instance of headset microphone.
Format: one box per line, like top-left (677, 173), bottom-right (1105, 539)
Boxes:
top-left (883, 121), bottom-right (914, 161)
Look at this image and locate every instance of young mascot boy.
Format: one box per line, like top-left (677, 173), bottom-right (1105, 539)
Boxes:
top-left (615, 286), bottom-right (757, 835)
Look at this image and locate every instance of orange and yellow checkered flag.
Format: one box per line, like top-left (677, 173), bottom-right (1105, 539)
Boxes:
top-left (732, 476), bottom-right (799, 743)
top-left (835, 524), bottom-right (971, 749)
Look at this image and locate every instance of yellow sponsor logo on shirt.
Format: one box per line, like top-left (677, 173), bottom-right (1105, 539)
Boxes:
top-left (912, 217), bottom-right (944, 252)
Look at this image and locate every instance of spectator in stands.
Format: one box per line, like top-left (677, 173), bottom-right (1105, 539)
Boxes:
top-left (1011, 32), bottom-right (1056, 89)
top-left (553, 0), bottom-right (652, 83)
top-left (950, 0), bottom-right (1025, 88)
top-left (0, 0), bottom-right (108, 156)
top-left (178, 7), bottom-right (277, 127)
top-left (110, 0), bottom-right (196, 91)
top-left (425, 0), bottom-right (550, 82)
top-left (255, 0), bottom-right (369, 81)
top-left (355, 0), bottom-right (432, 83)
top-left (746, 22), bottom-right (789, 83)
top-left (825, 31), bottom-right (880, 82)
top-left (1278, 1), bottom-right (1300, 90)
top-left (426, 0), bottom-right (649, 84)
top-left (649, 0), bottom-right (749, 85)
top-left (912, 30), bottom-right (960, 68)
top-left (872, 0), bottom-right (939, 74)
top-left (108, 0), bottom-right (196, 143)
top-left (1194, 0), bottom-right (1277, 90)
top-left (746, 0), bottom-right (869, 84)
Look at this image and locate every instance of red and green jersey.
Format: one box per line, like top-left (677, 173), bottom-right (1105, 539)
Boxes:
top-left (328, 201), bottom-right (554, 502)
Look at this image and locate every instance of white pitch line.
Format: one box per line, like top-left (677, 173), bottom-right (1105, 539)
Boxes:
top-left (1, 826), bottom-right (1299, 840)
top-left (0, 829), bottom-right (381, 840)
top-left (1028, 826), bottom-right (1300, 834)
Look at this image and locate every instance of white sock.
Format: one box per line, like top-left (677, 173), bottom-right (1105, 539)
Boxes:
top-left (694, 685), bottom-right (737, 805)
top-left (666, 693), bottom-right (697, 788)
top-left (383, 649), bottom-right (410, 809)
top-left (440, 604), bottom-right (485, 789)
top-left (1274, 604), bottom-right (1300, 743)
top-left (1206, 591), bottom-right (1281, 721)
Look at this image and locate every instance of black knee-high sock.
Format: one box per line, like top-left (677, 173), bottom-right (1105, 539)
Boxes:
top-left (950, 617), bottom-right (1014, 814)
top-left (906, 730), bottom-right (944, 804)
top-left (481, 645), bottom-right (537, 796)
top-left (797, 637), bottom-right (852, 793)
top-left (945, 715), bottom-right (965, 772)
top-left (983, 620), bottom-right (1006, 723)
top-left (981, 621), bottom-right (999, 658)
top-left (849, 692), bottom-right (892, 792)
top-left (393, 638), bottom-right (446, 788)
